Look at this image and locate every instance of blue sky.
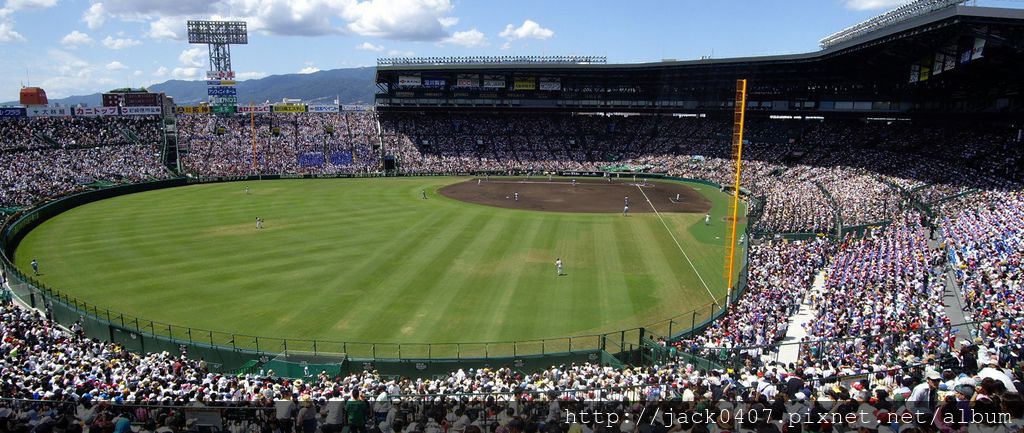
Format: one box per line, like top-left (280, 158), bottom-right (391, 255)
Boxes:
top-left (0, 0), bottom-right (1019, 98)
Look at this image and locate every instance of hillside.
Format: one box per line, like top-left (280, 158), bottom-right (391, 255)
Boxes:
top-left (6, 67), bottom-right (377, 107)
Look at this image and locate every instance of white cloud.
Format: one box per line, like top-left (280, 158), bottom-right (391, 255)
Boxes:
top-left (441, 29), bottom-right (486, 48)
top-left (356, 41), bottom-right (384, 52)
top-left (36, 49), bottom-right (103, 97)
top-left (178, 47), bottom-right (204, 67)
top-left (95, 0), bottom-right (463, 41)
top-left (438, 16), bottom-right (458, 28)
top-left (299, 66), bottom-right (320, 74)
top-left (344, 0), bottom-right (453, 40)
top-left (133, 69), bottom-right (142, 76)
top-left (102, 35), bottom-right (140, 49)
top-left (171, 66), bottom-right (201, 79)
top-left (82, 2), bottom-right (105, 29)
top-left (842, 0), bottom-right (912, 10)
top-left (386, 49), bottom-right (414, 57)
top-left (5, 0), bottom-right (57, 10)
top-left (0, 7), bottom-right (24, 42)
top-left (105, 60), bottom-right (126, 70)
top-left (153, 66), bottom-right (168, 77)
top-left (60, 30), bottom-right (93, 46)
top-left (146, 16), bottom-right (187, 40)
top-left (499, 19), bottom-right (553, 40)
top-left (235, 71), bottom-right (267, 80)
top-left (500, 41), bottom-right (510, 50)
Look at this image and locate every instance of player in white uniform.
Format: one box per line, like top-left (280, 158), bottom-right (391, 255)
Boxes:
top-left (623, 205), bottom-right (629, 216)
top-left (555, 258), bottom-right (563, 276)
top-left (256, 217), bottom-right (263, 229)
top-left (705, 214), bottom-right (711, 225)
top-left (571, 179), bottom-right (576, 187)
top-left (245, 186), bottom-right (250, 195)
top-left (514, 192), bottom-right (519, 201)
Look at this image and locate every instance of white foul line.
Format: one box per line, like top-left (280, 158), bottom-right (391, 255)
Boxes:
top-left (635, 185), bottom-right (721, 308)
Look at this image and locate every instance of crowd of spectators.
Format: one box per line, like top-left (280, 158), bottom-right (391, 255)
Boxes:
top-left (0, 116), bottom-right (170, 208)
top-left (676, 238), bottom-right (833, 358)
top-left (803, 214), bottom-right (950, 368)
top-left (0, 297), bottom-right (1021, 433)
top-left (178, 112), bottom-right (379, 176)
top-left (943, 191), bottom-right (1023, 348)
top-left (0, 112), bottom-right (1023, 433)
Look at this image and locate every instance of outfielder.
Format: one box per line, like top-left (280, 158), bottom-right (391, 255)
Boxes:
top-left (555, 258), bottom-right (564, 276)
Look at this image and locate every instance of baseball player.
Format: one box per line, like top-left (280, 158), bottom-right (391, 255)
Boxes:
top-left (556, 258), bottom-right (564, 276)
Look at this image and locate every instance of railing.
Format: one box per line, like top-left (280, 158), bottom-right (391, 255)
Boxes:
top-left (0, 173), bottom-right (751, 373)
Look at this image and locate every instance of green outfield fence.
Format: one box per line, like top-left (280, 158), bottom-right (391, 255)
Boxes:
top-left (0, 173), bottom-right (750, 376)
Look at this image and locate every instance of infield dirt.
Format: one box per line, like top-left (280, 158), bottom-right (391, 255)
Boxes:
top-left (439, 178), bottom-right (712, 213)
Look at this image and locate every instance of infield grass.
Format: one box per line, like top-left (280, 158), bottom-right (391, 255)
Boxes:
top-left (15, 177), bottom-right (744, 348)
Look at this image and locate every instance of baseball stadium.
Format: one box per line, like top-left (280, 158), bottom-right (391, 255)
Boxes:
top-left (0, 0), bottom-right (1022, 431)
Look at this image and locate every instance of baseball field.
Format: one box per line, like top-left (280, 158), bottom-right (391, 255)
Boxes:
top-left (14, 177), bottom-right (745, 349)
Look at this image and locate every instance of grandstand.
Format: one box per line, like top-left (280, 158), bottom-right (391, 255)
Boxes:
top-left (0, 1), bottom-right (1022, 432)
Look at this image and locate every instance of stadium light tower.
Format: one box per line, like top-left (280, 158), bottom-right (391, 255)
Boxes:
top-left (187, 20), bottom-right (247, 115)
top-left (187, 20), bottom-right (248, 73)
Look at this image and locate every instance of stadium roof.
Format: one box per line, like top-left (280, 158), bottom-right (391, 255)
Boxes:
top-left (378, 5), bottom-right (1024, 71)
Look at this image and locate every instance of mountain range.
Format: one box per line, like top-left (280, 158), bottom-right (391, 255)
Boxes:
top-left (5, 67), bottom-right (378, 107)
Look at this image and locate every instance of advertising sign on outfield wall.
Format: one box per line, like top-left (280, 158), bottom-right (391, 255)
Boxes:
top-left (308, 105), bottom-right (340, 113)
top-left (120, 106), bottom-right (162, 116)
top-left (272, 104), bottom-right (307, 113)
top-left (0, 107), bottom-right (26, 118)
top-left (26, 106), bottom-right (72, 117)
top-left (483, 75), bottom-right (505, 88)
top-left (74, 106), bottom-right (119, 116)
top-left (175, 106), bottom-right (212, 114)
top-left (539, 78), bottom-right (561, 91)
top-left (398, 75), bottom-right (421, 86)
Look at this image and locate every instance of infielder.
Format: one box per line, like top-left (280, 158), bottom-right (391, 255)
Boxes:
top-left (556, 258), bottom-right (564, 276)
top-left (256, 217), bottom-right (263, 229)
top-left (514, 192), bottom-right (519, 201)
top-left (421, 189), bottom-right (427, 199)
top-left (623, 205), bottom-right (629, 216)
top-left (31, 259), bottom-right (39, 276)
top-left (571, 179), bottom-right (576, 187)
top-left (625, 196), bottom-right (629, 206)
top-left (705, 214), bottom-right (711, 225)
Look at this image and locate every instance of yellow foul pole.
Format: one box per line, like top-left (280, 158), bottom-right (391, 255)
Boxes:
top-left (726, 79), bottom-right (748, 307)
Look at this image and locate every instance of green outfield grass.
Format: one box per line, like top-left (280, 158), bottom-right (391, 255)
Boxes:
top-left (14, 177), bottom-right (745, 346)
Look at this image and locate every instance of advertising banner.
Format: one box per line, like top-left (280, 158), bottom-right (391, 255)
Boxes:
top-left (236, 105), bottom-right (271, 113)
top-left (74, 106), bottom-right (119, 117)
top-left (206, 70), bottom-right (236, 80)
top-left (26, 106), bottom-right (72, 117)
top-left (120, 106), bottom-right (162, 116)
top-left (341, 105), bottom-right (370, 111)
top-left (455, 75), bottom-right (478, 88)
top-left (272, 104), bottom-right (307, 113)
top-left (423, 78), bottom-right (446, 88)
top-left (175, 106), bottom-right (211, 114)
top-left (398, 75), bottom-right (421, 86)
top-left (971, 38), bottom-right (985, 60)
top-left (539, 77), bottom-right (561, 91)
top-left (932, 54), bottom-right (945, 76)
top-left (208, 86), bottom-right (237, 96)
top-left (206, 80), bottom-right (237, 86)
top-left (308, 104), bottom-right (340, 113)
top-left (482, 75), bottom-right (505, 88)
top-left (0, 107), bottom-right (26, 118)
top-left (513, 78), bottom-right (536, 91)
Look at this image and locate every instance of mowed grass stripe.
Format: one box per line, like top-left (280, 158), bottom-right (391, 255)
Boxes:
top-left (16, 178), bottom-right (742, 343)
top-left (344, 211), bottom-right (494, 341)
